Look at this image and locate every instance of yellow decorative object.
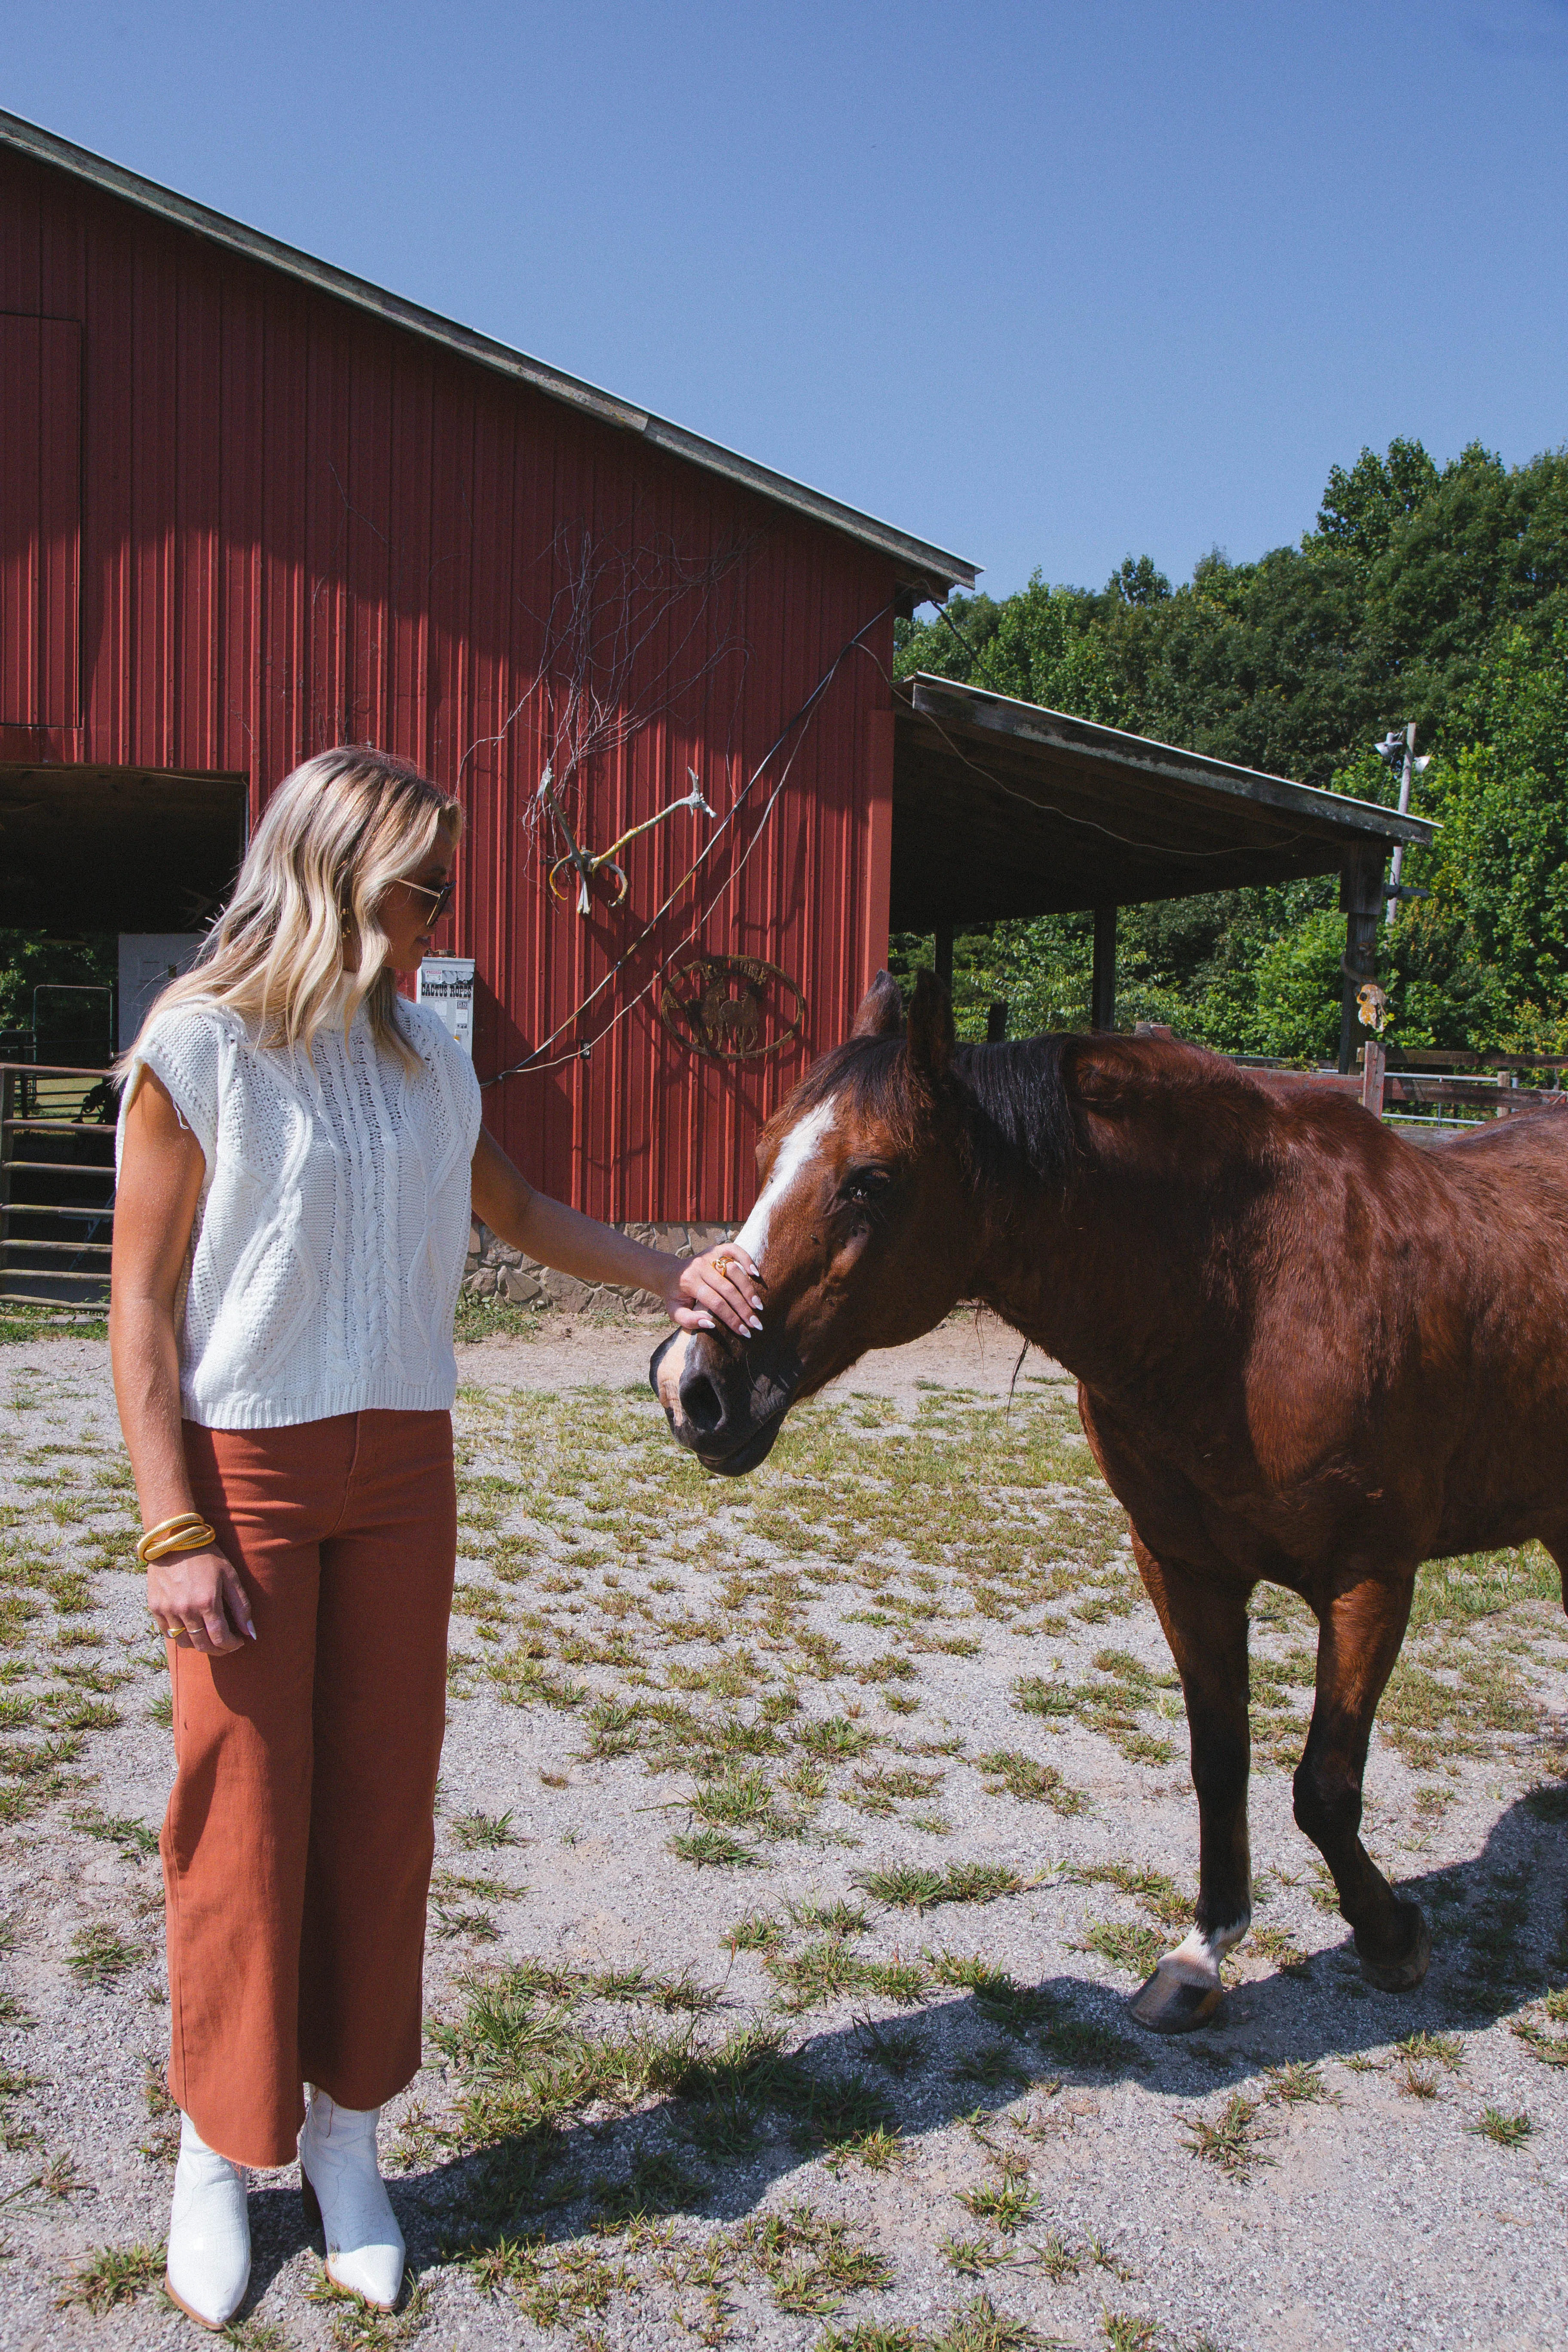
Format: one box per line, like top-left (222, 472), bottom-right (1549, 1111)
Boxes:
top-left (136, 1511), bottom-right (209, 1563)
top-left (140, 1520), bottom-right (218, 1564)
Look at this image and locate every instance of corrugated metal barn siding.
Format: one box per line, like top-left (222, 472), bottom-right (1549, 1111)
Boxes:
top-left (0, 149), bottom-right (896, 1219)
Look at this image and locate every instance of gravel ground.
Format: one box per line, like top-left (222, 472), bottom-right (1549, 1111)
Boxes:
top-left (0, 1315), bottom-right (1565, 2352)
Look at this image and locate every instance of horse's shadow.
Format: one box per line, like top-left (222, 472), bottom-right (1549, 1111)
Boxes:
top-left (239, 1784), bottom-right (1567, 2304)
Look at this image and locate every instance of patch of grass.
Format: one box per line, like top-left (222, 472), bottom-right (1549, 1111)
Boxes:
top-left (954, 2166), bottom-right (1042, 2234)
top-left (52, 2240), bottom-right (165, 2314)
top-left (975, 1749), bottom-right (1087, 1813)
top-left (723, 1909), bottom-right (787, 1954)
top-left (796, 1714), bottom-right (879, 1761)
top-left (855, 2017), bottom-right (928, 2076)
top-left (953, 2043), bottom-right (1031, 2092)
top-left (1470, 2106), bottom-right (1532, 2147)
top-left (1181, 2092), bottom-right (1271, 2181)
top-left (1394, 2030), bottom-right (1462, 2070)
top-left (768, 1936), bottom-right (869, 2013)
top-left (1012, 1675), bottom-right (1077, 1724)
top-left (70, 1805), bottom-right (159, 1858)
top-left (450, 1808), bottom-right (520, 1849)
top-left (1101, 2318), bottom-right (1159, 2352)
top-left (1075, 1861), bottom-right (1188, 1929)
top-left (859, 1955), bottom-right (930, 2005)
top-left (860, 1860), bottom-right (1034, 1912)
top-left (853, 1764), bottom-right (946, 1813)
top-left (942, 2236), bottom-right (1010, 2275)
top-left (669, 1828), bottom-right (759, 1868)
top-left (67, 1922), bottom-right (140, 1984)
top-left (738, 2202), bottom-right (893, 2314)
top-left (792, 1897), bottom-right (870, 1935)
top-left (1250, 1923), bottom-right (1310, 1975)
top-left (930, 2297), bottom-right (1047, 2352)
top-left (1078, 1920), bottom-right (1164, 1978)
top-left (1264, 2061), bottom-right (1330, 2106)
top-left (1509, 2013), bottom-right (1568, 2068)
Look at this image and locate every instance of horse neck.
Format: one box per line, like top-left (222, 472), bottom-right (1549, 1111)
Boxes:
top-left (956, 1043), bottom-right (1254, 1390)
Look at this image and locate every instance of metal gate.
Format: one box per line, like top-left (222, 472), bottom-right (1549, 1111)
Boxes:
top-left (0, 1063), bottom-right (116, 1308)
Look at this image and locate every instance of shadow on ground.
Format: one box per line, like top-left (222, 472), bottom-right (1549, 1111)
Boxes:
top-left (227, 1782), bottom-right (1567, 2318)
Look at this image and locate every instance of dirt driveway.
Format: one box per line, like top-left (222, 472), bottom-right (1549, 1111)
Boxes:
top-left (1, 1314), bottom-right (1565, 2351)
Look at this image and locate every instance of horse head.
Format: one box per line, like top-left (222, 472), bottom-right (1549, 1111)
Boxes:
top-left (651, 970), bottom-right (973, 1473)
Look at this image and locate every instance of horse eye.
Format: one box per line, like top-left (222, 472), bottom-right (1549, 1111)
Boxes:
top-left (847, 1167), bottom-right (892, 1205)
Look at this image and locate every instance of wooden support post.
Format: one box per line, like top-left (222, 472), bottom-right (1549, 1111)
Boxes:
top-left (934, 922), bottom-right (954, 1005)
top-left (1338, 847), bottom-right (1387, 1075)
top-left (986, 1000), bottom-right (1008, 1042)
top-left (1091, 905), bottom-right (1118, 1032)
top-left (1360, 1033), bottom-right (1387, 1117)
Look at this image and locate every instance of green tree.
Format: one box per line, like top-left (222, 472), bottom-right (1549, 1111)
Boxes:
top-left (1391, 624), bottom-right (1568, 1051)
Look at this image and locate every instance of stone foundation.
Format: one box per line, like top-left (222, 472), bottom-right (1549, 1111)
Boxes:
top-left (463, 1220), bottom-right (739, 1317)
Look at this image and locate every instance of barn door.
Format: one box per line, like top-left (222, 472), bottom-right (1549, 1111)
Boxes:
top-left (0, 315), bottom-right (82, 726)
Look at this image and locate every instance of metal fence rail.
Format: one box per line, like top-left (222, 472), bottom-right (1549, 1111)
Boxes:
top-left (0, 1063), bottom-right (117, 1309)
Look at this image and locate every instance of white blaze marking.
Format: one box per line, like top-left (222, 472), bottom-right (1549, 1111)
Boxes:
top-left (656, 1328), bottom-right (695, 1427)
top-left (1159, 1912), bottom-right (1252, 1986)
top-left (733, 1099), bottom-right (837, 1277)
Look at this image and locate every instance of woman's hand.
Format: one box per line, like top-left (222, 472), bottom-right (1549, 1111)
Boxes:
top-left (664, 1245), bottom-right (765, 1339)
top-left (147, 1547), bottom-right (255, 1657)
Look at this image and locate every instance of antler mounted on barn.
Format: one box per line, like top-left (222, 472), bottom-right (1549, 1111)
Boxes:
top-left (539, 763), bottom-right (716, 914)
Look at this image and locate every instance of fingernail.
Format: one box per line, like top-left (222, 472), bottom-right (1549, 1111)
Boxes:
top-left (697, 1312), bottom-right (716, 1330)
top-left (749, 1315), bottom-right (764, 1333)
top-left (245, 1621), bottom-right (257, 1641)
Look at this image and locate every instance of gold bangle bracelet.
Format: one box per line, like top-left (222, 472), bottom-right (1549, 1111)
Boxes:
top-left (136, 1512), bottom-right (208, 1564)
top-left (140, 1522), bottom-right (218, 1565)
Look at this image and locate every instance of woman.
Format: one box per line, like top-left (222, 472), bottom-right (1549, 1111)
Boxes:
top-left (110, 747), bottom-right (761, 2330)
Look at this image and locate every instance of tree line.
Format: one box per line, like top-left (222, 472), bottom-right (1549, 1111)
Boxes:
top-left (891, 438), bottom-right (1568, 1060)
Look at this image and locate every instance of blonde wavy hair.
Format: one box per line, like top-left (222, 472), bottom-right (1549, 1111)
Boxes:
top-left (124, 748), bottom-right (462, 1075)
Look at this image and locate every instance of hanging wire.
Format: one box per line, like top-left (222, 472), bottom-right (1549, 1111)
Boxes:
top-left (482, 603), bottom-right (894, 1084)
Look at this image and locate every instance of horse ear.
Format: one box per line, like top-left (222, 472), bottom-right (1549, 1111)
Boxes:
top-left (851, 971), bottom-right (904, 1038)
top-left (907, 967), bottom-right (954, 1079)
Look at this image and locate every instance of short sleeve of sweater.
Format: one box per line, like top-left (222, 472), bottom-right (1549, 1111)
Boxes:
top-left (123, 1004), bottom-right (226, 1169)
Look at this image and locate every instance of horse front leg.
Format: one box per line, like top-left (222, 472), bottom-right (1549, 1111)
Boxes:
top-left (1126, 1534), bottom-right (1253, 2033)
top-left (1295, 1568), bottom-right (1430, 1991)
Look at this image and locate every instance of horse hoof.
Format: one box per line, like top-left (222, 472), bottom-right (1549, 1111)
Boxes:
top-left (1357, 1903), bottom-right (1433, 1993)
top-left (1128, 1965), bottom-right (1224, 2034)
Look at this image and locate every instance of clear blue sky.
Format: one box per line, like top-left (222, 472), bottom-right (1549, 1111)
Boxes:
top-left (6, 0), bottom-right (1566, 600)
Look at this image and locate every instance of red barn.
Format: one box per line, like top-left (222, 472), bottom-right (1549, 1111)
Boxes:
top-left (0, 110), bottom-right (973, 1244)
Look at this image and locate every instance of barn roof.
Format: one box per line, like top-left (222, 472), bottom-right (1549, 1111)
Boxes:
top-left (0, 108), bottom-right (977, 603)
top-left (891, 674), bottom-right (1437, 928)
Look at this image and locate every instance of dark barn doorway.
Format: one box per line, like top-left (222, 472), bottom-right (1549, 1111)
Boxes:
top-left (0, 763), bottom-right (245, 1307)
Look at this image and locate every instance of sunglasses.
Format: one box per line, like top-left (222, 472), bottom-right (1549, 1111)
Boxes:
top-left (401, 874), bottom-right (457, 924)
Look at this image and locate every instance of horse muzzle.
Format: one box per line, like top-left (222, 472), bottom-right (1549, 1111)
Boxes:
top-left (649, 1327), bottom-right (798, 1475)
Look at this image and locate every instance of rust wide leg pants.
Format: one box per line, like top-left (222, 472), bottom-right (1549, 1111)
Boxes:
top-left (165, 1409), bottom-right (456, 2168)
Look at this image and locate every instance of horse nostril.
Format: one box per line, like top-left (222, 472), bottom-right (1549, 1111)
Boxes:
top-left (682, 1373), bottom-right (725, 1436)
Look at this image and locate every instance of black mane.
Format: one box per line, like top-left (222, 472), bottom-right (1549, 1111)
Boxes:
top-left (954, 1035), bottom-right (1077, 1191)
top-left (782, 1029), bottom-right (1078, 1194)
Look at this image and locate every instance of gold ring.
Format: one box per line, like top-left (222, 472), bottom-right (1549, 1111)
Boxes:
top-left (714, 1254), bottom-right (735, 1279)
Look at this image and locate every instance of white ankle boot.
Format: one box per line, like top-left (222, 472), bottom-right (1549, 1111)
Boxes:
top-left (165, 2112), bottom-right (251, 2330)
top-left (299, 2087), bottom-right (404, 2310)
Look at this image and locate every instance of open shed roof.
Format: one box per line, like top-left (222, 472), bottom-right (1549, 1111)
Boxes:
top-left (0, 110), bottom-right (977, 602)
top-left (891, 674), bottom-right (1436, 931)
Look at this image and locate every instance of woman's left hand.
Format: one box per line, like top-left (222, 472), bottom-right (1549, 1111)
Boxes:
top-left (664, 1245), bottom-right (764, 1338)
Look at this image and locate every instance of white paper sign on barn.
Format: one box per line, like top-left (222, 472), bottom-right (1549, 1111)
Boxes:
top-left (417, 957), bottom-right (476, 1058)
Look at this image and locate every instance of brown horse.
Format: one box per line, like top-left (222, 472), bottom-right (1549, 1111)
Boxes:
top-left (652, 971), bottom-right (1568, 2032)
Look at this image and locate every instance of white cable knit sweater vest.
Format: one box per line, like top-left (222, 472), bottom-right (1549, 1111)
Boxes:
top-left (117, 996), bottom-right (482, 1430)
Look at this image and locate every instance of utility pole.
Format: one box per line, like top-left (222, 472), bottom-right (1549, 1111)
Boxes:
top-left (1375, 723), bottom-right (1430, 928)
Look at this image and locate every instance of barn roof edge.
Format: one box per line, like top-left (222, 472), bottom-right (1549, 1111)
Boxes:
top-left (0, 107), bottom-right (979, 597)
top-left (900, 674), bottom-right (1438, 846)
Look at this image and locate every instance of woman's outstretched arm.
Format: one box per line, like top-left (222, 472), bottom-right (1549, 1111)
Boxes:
top-left (110, 1073), bottom-right (254, 1654)
top-left (470, 1127), bottom-right (762, 1338)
